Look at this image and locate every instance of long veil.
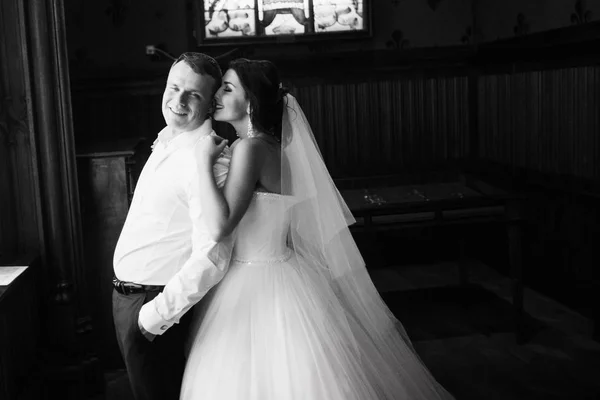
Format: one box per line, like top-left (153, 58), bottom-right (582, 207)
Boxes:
top-left (280, 94), bottom-right (454, 399)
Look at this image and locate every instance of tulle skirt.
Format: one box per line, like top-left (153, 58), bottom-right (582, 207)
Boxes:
top-left (180, 253), bottom-right (454, 400)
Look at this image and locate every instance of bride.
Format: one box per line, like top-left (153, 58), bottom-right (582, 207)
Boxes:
top-left (180, 58), bottom-right (455, 400)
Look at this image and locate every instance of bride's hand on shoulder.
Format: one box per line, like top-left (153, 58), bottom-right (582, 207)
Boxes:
top-left (196, 135), bottom-right (229, 167)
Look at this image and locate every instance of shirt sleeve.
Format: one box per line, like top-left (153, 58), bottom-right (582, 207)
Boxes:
top-left (138, 145), bottom-right (233, 335)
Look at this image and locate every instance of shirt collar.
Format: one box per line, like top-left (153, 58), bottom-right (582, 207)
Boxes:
top-left (155, 118), bottom-right (213, 150)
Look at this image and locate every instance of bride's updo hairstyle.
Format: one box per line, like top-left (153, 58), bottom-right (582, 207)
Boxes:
top-left (228, 58), bottom-right (288, 142)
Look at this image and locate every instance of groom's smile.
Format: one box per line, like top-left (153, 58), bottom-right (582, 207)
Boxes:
top-left (169, 107), bottom-right (188, 116)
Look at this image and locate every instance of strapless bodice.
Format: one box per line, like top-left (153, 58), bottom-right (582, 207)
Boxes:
top-left (231, 192), bottom-right (295, 264)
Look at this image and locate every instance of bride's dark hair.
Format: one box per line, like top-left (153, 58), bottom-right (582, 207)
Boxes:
top-left (228, 58), bottom-right (288, 141)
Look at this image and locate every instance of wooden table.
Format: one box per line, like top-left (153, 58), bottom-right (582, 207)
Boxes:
top-left (339, 174), bottom-right (527, 343)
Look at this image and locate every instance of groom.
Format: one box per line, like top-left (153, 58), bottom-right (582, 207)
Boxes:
top-left (112, 52), bottom-right (232, 400)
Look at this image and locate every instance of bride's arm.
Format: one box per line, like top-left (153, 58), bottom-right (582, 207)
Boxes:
top-left (196, 137), bottom-right (265, 241)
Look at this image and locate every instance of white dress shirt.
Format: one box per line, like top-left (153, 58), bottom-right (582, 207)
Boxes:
top-left (113, 119), bottom-right (232, 335)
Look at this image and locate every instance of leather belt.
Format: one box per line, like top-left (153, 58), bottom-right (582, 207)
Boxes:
top-left (112, 277), bottom-right (164, 295)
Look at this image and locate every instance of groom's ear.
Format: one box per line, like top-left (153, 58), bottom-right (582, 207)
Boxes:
top-left (206, 98), bottom-right (216, 119)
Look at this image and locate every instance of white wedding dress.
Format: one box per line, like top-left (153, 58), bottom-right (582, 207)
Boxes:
top-left (180, 190), bottom-right (454, 400)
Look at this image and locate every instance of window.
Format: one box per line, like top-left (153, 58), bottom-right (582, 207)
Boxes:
top-left (196, 0), bottom-right (370, 44)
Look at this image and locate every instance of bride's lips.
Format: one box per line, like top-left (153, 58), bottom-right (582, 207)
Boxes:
top-left (213, 100), bottom-right (223, 112)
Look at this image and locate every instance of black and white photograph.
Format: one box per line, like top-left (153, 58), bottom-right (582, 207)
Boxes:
top-left (1, 0), bottom-right (599, 399)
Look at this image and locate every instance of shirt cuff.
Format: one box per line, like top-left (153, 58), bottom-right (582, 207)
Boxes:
top-left (138, 298), bottom-right (174, 335)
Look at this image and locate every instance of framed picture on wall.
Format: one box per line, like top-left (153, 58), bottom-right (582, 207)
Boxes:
top-left (193, 1), bottom-right (372, 46)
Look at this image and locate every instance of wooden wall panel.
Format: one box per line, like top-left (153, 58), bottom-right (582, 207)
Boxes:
top-left (71, 73), bottom-right (471, 180)
top-left (475, 63), bottom-right (600, 314)
top-left (478, 66), bottom-right (600, 182)
top-left (289, 75), bottom-right (470, 177)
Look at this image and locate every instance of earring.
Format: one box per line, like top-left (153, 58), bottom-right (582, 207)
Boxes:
top-left (246, 104), bottom-right (256, 138)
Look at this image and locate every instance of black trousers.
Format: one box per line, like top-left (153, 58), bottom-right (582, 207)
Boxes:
top-left (112, 289), bottom-right (193, 400)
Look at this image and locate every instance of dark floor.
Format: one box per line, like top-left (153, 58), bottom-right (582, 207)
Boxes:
top-left (89, 260), bottom-right (600, 400)
top-left (376, 262), bottom-right (600, 400)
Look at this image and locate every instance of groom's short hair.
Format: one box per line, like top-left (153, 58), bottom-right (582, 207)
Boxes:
top-left (172, 52), bottom-right (222, 96)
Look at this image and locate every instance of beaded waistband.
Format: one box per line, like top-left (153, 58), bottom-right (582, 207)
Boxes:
top-left (232, 249), bottom-right (293, 265)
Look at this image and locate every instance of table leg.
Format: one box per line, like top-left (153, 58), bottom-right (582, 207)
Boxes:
top-left (364, 215), bottom-right (373, 232)
top-left (593, 301), bottom-right (600, 342)
top-left (362, 215), bottom-right (380, 266)
top-left (507, 219), bottom-right (525, 344)
top-left (458, 233), bottom-right (469, 286)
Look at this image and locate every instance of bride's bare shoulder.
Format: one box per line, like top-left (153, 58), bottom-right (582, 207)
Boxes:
top-left (230, 138), bottom-right (243, 151)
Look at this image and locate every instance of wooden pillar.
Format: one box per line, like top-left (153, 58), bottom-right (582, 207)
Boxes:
top-left (25, 0), bottom-right (93, 349)
top-left (0, 0), bottom-right (43, 275)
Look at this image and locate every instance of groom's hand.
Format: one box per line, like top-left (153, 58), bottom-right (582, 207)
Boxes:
top-left (138, 319), bottom-right (156, 342)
